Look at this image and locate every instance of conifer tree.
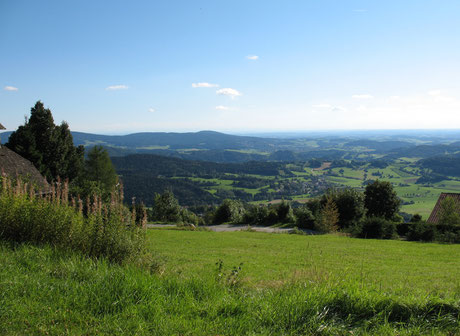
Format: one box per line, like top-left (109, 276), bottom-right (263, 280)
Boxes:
top-left (6, 101), bottom-right (84, 181)
top-left (83, 146), bottom-right (118, 198)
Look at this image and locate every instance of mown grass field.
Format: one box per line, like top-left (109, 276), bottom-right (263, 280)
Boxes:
top-left (1, 230), bottom-right (459, 335)
top-left (148, 230), bottom-right (460, 294)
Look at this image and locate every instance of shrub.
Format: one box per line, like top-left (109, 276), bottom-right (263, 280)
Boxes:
top-left (213, 199), bottom-right (245, 224)
top-left (152, 191), bottom-right (181, 222)
top-left (359, 217), bottom-right (397, 239)
top-left (407, 221), bottom-right (436, 242)
top-left (294, 206), bottom-right (315, 229)
top-left (275, 200), bottom-right (295, 224)
top-left (0, 175), bottom-right (146, 264)
top-left (242, 205), bottom-right (269, 226)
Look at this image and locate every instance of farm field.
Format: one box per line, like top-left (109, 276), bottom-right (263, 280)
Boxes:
top-left (170, 160), bottom-right (460, 218)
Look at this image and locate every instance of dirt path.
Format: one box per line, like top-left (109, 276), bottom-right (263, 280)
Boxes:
top-left (147, 223), bottom-right (300, 233)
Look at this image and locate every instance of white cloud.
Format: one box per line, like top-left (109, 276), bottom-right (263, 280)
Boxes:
top-left (312, 104), bottom-right (332, 108)
top-left (148, 108), bottom-right (155, 113)
top-left (428, 89), bottom-right (442, 96)
top-left (352, 94), bottom-right (374, 99)
top-left (246, 55), bottom-right (259, 60)
top-left (216, 88), bottom-right (242, 98)
top-left (106, 85), bottom-right (128, 91)
top-left (215, 105), bottom-right (231, 111)
top-left (192, 82), bottom-right (219, 88)
top-left (332, 106), bottom-right (347, 112)
top-left (4, 86), bottom-right (18, 91)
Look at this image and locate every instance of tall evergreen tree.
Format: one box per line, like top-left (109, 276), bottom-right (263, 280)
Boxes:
top-left (83, 146), bottom-right (118, 198)
top-left (6, 101), bottom-right (84, 181)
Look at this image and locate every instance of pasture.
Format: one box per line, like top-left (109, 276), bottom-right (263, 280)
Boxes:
top-left (1, 230), bottom-right (459, 335)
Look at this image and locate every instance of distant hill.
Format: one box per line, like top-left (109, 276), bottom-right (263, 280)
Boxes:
top-left (343, 140), bottom-right (412, 152)
top-left (71, 130), bottom-right (280, 151)
top-left (3, 129), bottom-right (460, 163)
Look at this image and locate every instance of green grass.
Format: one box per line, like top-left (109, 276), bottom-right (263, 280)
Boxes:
top-left (1, 232), bottom-right (459, 335)
top-left (147, 230), bottom-right (460, 294)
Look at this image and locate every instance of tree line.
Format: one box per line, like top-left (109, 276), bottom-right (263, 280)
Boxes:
top-left (6, 101), bottom-right (118, 201)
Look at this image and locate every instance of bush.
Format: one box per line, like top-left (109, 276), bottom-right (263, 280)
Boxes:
top-left (0, 175), bottom-right (146, 264)
top-left (407, 222), bottom-right (436, 242)
top-left (359, 217), bottom-right (397, 239)
top-left (152, 191), bottom-right (181, 222)
top-left (242, 205), bottom-right (269, 226)
top-left (294, 206), bottom-right (315, 229)
top-left (213, 199), bottom-right (245, 224)
top-left (275, 200), bottom-right (295, 224)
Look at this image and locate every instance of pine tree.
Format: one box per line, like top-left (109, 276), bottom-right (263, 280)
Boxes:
top-left (6, 101), bottom-right (84, 181)
top-left (316, 196), bottom-right (339, 233)
top-left (83, 146), bottom-right (118, 199)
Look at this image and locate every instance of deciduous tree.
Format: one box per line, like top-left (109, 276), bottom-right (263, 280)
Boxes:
top-left (364, 180), bottom-right (400, 220)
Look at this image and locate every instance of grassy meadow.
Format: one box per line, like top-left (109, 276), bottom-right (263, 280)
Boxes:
top-left (2, 229), bottom-right (459, 335)
top-left (147, 230), bottom-right (460, 294)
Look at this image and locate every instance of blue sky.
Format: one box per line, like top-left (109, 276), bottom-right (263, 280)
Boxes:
top-left (1, 0), bottom-right (460, 134)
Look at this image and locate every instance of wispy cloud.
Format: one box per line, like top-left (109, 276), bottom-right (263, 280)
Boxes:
top-left (106, 85), bottom-right (129, 91)
top-left (312, 104), bottom-right (332, 108)
top-left (215, 105), bottom-right (231, 111)
top-left (428, 89), bottom-right (442, 96)
top-left (216, 88), bottom-right (242, 99)
top-left (332, 106), bottom-right (347, 112)
top-left (192, 82), bottom-right (219, 88)
top-left (246, 55), bottom-right (259, 60)
top-left (148, 108), bottom-right (155, 113)
top-left (4, 86), bottom-right (18, 91)
top-left (352, 94), bottom-right (374, 99)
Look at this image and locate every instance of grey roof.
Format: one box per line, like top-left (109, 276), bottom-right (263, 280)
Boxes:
top-left (0, 146), bottom-right (49, 190)
top-left (0, 123), bottom-right (5, 130)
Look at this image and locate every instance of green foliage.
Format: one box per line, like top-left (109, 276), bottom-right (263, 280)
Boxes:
top-left (78, 146), bottom-right (117, 200)
top-left (150, 190), bottom-right (199, 225)
top-left (0, 176), bottom-right (146, 264)
top-left (364, 180), bottom-right (401, 220)
top-left (407, 221), bottom-right (436, 242)
top-left (323, 188), bottom-right (365, 229)
top-left (242, 204), bottom-right (270, 225)
top-left (213, 199), bottom-right (245, 224)
top-left (359, 217), bottom-right (397, 239)
top-left (438, 197), bottom-right (460, 226)
top-left (275, 200), bottom-right (295, 223)
top-left (315, 196), bottom-right (339, 233)
top-left (294, 206), bottom-right (315, 229)
top-left (152, 191), bottom-right (182, 222)
top-left (410, 213), bottom-right (423, 223)
top-left (6, 101), bottom-right (84, 181)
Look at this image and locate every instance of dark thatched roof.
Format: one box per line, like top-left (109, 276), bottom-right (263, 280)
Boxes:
top-left (0, 123), bottom-right (5, 130)
top-left (427, 193), bottom-right (460, 224)
top-left (0, 146), bottom-right (49, 190)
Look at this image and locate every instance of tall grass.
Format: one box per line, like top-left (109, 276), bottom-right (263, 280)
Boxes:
top-left (0, 174), bottom-right (147, 263)
top-left (0, 243), bottom-right (459, 335)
